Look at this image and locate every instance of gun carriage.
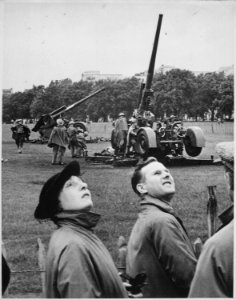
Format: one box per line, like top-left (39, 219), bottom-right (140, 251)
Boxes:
top-left (126, 14), bottom-right (206, 161)
top-left (32, 88), bottom-right (105, 142)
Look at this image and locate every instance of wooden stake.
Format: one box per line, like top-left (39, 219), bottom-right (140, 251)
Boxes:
top-left (207, 186), bottom-right (218, 238)
top-left (37, 238), bottom-right (46, 297)
top-left (117, 236), bottom-right (127, 274)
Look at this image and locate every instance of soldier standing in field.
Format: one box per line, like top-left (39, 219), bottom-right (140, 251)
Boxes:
top-left (125, 117), bottom-right (139, 156)
top-left (67, 121), bottom-right (79, 158)
top-left (113, 112), bottom-right (128, 156)
top-left (11, 119), bottom-right (29, 153)
top-left (75, 128), bottom-right (87, 157)
top-left (189, 141), bottom-right (234, 298)
top-left (48, 119), bottom-right (68, 165)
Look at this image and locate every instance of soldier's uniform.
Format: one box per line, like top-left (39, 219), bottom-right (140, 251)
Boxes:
top-left (67, 122), bottom-right (78, 158)
top-left (11, 119), bottom-right (28, 153)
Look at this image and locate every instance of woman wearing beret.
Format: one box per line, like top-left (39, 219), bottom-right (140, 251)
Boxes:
top-left (34, 161), bottom-right (127, 298)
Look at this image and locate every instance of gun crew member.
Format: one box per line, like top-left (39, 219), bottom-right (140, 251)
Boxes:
top-left (11, 119), bottom-right (30, 153)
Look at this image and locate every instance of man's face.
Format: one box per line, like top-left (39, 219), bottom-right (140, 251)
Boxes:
top-left (139, 161), bottom-right (175, 201)
top-left (59, 176), bottom-right (93, 211)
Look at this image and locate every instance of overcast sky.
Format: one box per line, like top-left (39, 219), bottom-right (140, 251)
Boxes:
top-left (1, 0), bottom-right (235, 92)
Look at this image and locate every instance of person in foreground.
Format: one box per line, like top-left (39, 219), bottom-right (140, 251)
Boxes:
top-left (189, 141), bottom-right (234, 298)
top-left (34, 161), bottom-right (127, 298)
top-left (126, 157), bottom-right (197, 298)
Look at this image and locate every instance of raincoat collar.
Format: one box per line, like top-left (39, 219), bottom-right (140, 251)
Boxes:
top-left (140, 195), bottom-right (174, 214)
top-left (54, 210), bottom-right (101, 230)
top-left (140, 195), bottom-right (189, 237)
top-left (218, 205), bottom-right (234, 227)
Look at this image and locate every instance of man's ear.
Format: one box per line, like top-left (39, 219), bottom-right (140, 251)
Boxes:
top-left (136, 183), bottom-right (147, 195)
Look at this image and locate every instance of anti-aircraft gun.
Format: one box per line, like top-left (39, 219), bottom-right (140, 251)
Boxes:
top-left (130, 14), bottom-right (206, 160)
top-left (32, 87), bottom-right (105, 142)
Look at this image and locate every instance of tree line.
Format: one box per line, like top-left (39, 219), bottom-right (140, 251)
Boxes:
top-left (2, 69), bottom-right (234, 123)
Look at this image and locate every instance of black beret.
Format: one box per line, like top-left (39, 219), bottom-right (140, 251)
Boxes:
top-left (34, 161), bottom-right (80, 220)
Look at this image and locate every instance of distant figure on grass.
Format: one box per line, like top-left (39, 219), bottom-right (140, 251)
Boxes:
top-left (125, 117), bottom-right (139, 156)
top-left (76, 128), bottom-right (88, 157)
top-left (126, 157), bottom-right (197, 298)
top-left (113, 112), bottom-right (128, 155)
top-left (48, 119), bottom-right (68, 165)
top-left (23, 124), bottom-right (31, 142)
top-left (11, 119), bottom-right (30, 153)
top-left (67, 121), bottom-right (79, 158)
top-left (34, 161), bottom-right (127, 298)
top-left (189, 141), bottom-right (234, 298)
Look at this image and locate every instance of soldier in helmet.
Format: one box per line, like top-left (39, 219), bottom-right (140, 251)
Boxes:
top-left (75, 127), bottom-right (88, 157)
top-left (125, 117), bottom-right (139, 156)
top-left (67, 121), bottom-right (78, 158)
top-left (11, 119), bottom-right (29, 153)
top-left (189, 141), bottom-right (234, 297)
top-left (113, 112), bottom-right (128, 155)
top-left (48, 119), bottom-right (68, 165)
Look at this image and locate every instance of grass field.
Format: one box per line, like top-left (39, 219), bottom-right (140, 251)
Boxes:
top-left (1, 122), bottom-right (234, 297)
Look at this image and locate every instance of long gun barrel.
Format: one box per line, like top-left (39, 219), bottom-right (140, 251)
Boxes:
top-left (51, 87), bottom-right (105, 118)
top-left (139, 14), bottom-right (163, 112)
top-left (50, 105), bottom-right (67, 117)
top-left (146, 14), bottom-right (163, 90)
top-left (32, 87), bottom-right (105, 132)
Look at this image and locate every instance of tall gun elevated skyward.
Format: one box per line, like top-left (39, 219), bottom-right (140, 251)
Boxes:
top-left (138, 14), bottom-right (163, 113)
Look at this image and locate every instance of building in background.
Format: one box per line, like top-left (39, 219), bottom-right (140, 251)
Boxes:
top-left (3, 88), bottom-right (13, 96)
top-left (157, 64), bottom-right (176, 74)
top-left (217, 65), bottom-right (234, 76)
top-left (81, 71), bottom-right (123, 82)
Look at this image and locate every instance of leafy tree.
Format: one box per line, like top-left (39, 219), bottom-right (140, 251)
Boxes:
top-left (195, 72), bottom-right (225, 121)
top-left (216, 74), bottom-right (234, 119)
top-left (2, 71), bottom-right (233, 124)
top-left (3, 90), bottom-right (34, 122)
top-left (153, 69), bottom-right (197, 119)
top-left (29, 85), bottom-right (47, 118)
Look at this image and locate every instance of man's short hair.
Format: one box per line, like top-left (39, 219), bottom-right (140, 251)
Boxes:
top-left (131, 157), bottom-right (157, 195)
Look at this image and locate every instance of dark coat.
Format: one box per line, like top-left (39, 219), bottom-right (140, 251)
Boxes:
top-left (126, 197), bottom-right (197, 297)
top-left (46, 211), bottom-right (127, 298)
top-left (189, 220), bottom-right (233, 297)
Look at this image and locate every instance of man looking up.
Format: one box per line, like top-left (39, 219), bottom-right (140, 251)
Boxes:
top-left (126, 157), bottom-right (197, 297)
top-left (189, 141), bottom-right (234, 297)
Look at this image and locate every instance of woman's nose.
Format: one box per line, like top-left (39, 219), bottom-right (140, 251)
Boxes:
top-left (81, 182), bottom-right (88, 189)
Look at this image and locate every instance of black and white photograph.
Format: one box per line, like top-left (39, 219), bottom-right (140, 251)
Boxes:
top-left (1, 0), bottom-right (234, 298)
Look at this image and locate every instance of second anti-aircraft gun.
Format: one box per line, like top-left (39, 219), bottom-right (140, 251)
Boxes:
top-left (32, 87), bottom-right (105, 142)
top-left (128, 14), bottom-right (206, 160)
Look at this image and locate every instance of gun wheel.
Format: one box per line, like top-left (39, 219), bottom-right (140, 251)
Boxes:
top-left (137, 129), bottom-right (150, 156)
top-left (184, 136), bottom-right (202, 157)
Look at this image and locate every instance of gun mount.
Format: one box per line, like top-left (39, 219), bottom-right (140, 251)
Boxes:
top-left (32, 87), bottom-right (105, 141)
top-left (124, 14), bottom-right (206, 160)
